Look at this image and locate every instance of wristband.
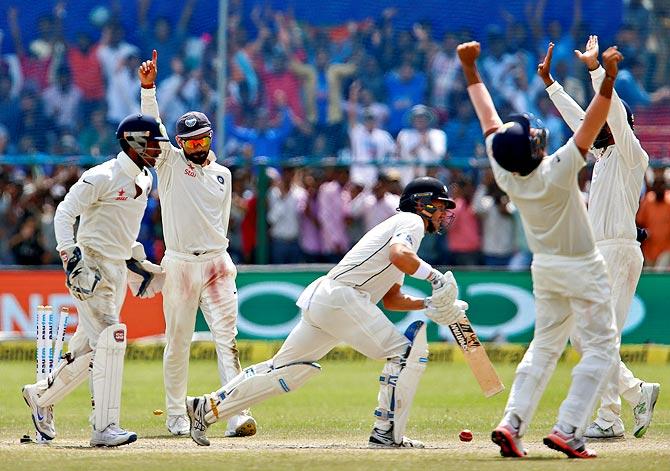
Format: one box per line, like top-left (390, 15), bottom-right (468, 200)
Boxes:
top-left (410, 260), bottom-right (432, 280)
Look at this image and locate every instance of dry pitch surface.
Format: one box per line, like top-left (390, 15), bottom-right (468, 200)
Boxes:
top-left (1, 360), bottom-right (668, 471)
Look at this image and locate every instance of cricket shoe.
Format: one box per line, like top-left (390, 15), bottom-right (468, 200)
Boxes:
top-left (583, 418), bottom-right (624, 439)
top-left (186, 396), bottom-right (211, 446)
top-left (167, 414), bottom-right (190, 436)
top-left (543, 427), bottom-right (596, 458)
top-left (90, 424), bottom-right (137, 447)
top-left (22, 384), bottom-right (55, 441)
top-left (368, 427), bottom-right (425, 448)
top-left (225, 413), bottom-right (257, 438)
top-left (633, 382), bottom-right (660, 438)
top-left (491, 424), bottom-right (527, 457)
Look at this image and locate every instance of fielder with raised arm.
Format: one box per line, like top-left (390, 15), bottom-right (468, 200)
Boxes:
top-left (22, 114), bottom-right (169, 447)
top-left (458, 41), bottom-right (622, 459)
top-left (538, 36), bottom-right (660, 440)
top-left (186, 177), bottom-right (469, 448)
top-left (138, 50), bottom-right (256, 437)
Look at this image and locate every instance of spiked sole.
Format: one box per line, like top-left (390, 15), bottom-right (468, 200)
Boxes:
top-left (543, 433), bottom-right (596, 459)
top-left (90, 434), bottom-right (137, 447)
top-left (225, 418), bottom-right (257, 438)
top-left (491, 428), bottom-right (525, 457)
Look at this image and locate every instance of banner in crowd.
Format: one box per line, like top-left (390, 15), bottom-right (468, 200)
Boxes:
top-left (1, 269), bottom-right (668, 344)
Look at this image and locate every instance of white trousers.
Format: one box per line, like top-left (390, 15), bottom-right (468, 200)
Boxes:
top-left (68, 248), bottom-right (128, 357)
top-left (504, 250), bottom-right (618, 437)
top-left (278, 277), bottom-right (410, 364)
top-left (571, 240), bottom-right (644, 428)
top-left (161, 250), bottom-right (241, 416)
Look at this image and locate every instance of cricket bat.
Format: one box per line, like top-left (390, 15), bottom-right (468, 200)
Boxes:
top-left (447, 314), bottom-right (504, 398)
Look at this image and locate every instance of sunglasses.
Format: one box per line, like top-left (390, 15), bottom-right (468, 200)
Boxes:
top-left (181, 135), bottom-right (212, 152)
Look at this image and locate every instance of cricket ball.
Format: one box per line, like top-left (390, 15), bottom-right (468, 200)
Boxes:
top-left (459, 429), bottom-right (473, 442)
top-left (153, 409), bottom-right (164, 416)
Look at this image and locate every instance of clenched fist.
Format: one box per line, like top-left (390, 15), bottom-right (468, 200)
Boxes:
top-left (457, 41), bottom-right (481, 66)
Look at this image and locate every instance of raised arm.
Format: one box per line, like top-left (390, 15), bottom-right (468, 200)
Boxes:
top-left (540, 42), bottom-right (585, 132)
top-left (573, 46), bottom-right (623, 155)
top-left (580, 36), bottom-right (649, 167)
top-left (457, 41), bottom-right (503, 137)
top-left (138, 49), bottom-right (172, 150)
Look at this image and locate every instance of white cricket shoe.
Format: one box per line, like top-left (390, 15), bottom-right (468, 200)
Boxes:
top-left (225, 413), bottom-right (257, 438)
top-left (368, 427), bottom-right (424, 448)
top-left (90, 424), bottom-right (137, 447)
top-left (22, 384), bottom-right (55, 441)
top-left (186, 396), bottom-right (211, 446)
top-left (633, 382), bottom-right (660, 438)
top-left (167, 414), bottom-right (190, 436)
top-left (584, 418), bottom-right (625, 439)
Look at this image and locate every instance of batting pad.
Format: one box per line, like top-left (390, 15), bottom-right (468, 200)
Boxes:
top-left (36, 350), bottom-right (93, 407)
top-left (91, 323), bottom-right (127, 431)
top-left (205, 360), bottom-right (321, 424)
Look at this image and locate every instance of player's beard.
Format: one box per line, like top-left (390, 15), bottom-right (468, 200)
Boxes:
top-left (186, 150), bottom-right (209, 166)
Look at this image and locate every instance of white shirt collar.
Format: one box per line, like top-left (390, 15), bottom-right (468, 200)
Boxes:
top-left (117, 152), bottom-right (144, 178)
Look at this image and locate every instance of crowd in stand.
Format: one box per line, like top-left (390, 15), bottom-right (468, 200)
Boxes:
top-left (1, 0), bottom-right (670, 268)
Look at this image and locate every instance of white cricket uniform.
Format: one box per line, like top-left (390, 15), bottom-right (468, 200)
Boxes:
top-left (547, 68), bottom-right (649, 428)
top-left (280, 212), bottom-right (424, 365)
top-left (55, 152), bottom-right (152, 354)
top-left (486, 135), bottom-right (618, 436)
top-left (141, 87), bottom-right (242, 419)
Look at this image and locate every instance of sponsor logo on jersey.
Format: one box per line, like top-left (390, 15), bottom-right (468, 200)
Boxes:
top-left (115, 188), bottom-right (128, 200)
top-left (217, 175), bottom-right (225, 185)
top-left (184, 163), bottom-right (196, 178)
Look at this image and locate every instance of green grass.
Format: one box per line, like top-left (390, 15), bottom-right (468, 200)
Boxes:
top-left (1, 359), bottom-right (668, 471)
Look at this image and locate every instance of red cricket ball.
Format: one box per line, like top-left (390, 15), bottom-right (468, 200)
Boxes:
top-left (459, 429), bottom-right (473, 442)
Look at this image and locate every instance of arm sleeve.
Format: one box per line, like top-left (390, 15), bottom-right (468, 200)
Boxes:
top-left (54, 172), bottom-right (103, 252)
top-left (140, 86), bottom-right (174, 156)
top-left (546, 81), bottom-right (585, 133)
top-left (590, 66), bottom-right (649, 169)
top-left (389, 214), bottom-right (425, 252)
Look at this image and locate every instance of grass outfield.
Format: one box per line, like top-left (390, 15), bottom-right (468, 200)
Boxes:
top-left (0, 359), bottom-right (668, 471)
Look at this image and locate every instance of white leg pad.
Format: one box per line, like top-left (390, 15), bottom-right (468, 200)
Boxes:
top-left (36, 351), bottom-right (93, 407)
top-left (204, 360), bottom-right (321, 424)
top-left (374, 321), bottom-right (428, 445)
top-left (91, 324), bottom-right (127, 431)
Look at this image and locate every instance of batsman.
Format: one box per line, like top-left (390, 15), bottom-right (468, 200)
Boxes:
top-left (21, 113), bottom-right (168, 447)
top-left (186, 177), bottom-right (469, 448)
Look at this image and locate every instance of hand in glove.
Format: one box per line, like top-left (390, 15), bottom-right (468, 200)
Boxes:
top-left (424, 298), bottom-right (469, 326)
top-left (60, 246), bottom-right (101, 301)
top-left (126, 242), bottom-right (165, 298)
top-left (427, 269), bottom-right (457, 307)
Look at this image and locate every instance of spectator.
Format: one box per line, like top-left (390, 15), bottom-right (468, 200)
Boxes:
top-left (156, 56), bottom-right (190, 129)
top-left (8, 216), bottom-right (45, 265)
top-left (67, 33), bottom-right (106, 118)
top-left (17, 89), bottom-right (52, 152)
top-left (446, 176), bottom-right (481, 266)
top-left (347, 81), bottom-right (396, 187)
top-left (444, 98), bottom-right (482, 160)
top-left (397, 105), bottom-right (446, 184)
top-left (0, 75), bottom-right (21, 139)
top-left (429, 32), bottom-right (463, 115)
top-left (78, 108), bottom-right (118, 157)
top-left (349, 175), bottom-right (400, 232)
top-left (42, 67), bottom-right (82, 133)
top-left (384, 60), bottom-right (428, 135)
top-left (636, 173), bottom-right (670, 268)
top-left (297, 171), bottom-right (323, 263)
top-left (267, 166), bottom-right (305, 263)
top-left (318, 165), bottom-right (351, 262)
top-left (615, 58), bottom-right (670, 111)
top-left (137, 0), bottom-right (194, 72)
top-left (105, 46), bottom-right (141, 125)
top-left (474, 178), bottom-right (516, 266)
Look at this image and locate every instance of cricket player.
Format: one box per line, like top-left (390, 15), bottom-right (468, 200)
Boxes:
top-left (458, 41), bottom-right (622, 458)
top-left (22, 113), bottom-right (169, 447)
top-left (185, 177), bottom-right (469, 448)
top-left (138, 50), bottom-right (256, 437)
top-left (538, 36), bottom-right (660, 439)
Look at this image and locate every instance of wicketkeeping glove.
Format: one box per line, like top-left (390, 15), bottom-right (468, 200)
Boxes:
top-left (126, 242), bottom-right (165, 298)
top-left (60, 246), bottom-right (102, 301)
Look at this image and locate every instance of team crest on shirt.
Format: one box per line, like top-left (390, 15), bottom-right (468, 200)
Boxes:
top-left (115, 188), bottom-right (128, 200)
top-left (217, 175), bottom-right (225, 185)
